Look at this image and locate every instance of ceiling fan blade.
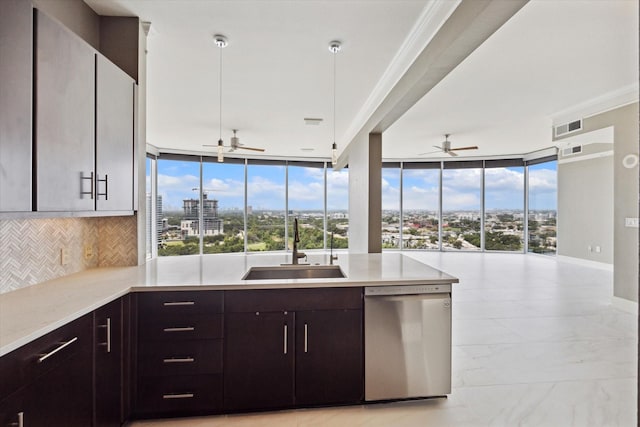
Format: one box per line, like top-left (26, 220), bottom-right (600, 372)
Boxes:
top-left (239, 146), bottom-right (265, 152)
top-left (418, 150), bottom-right (442, 156)
top-left (448, 151), bottom-right (458, 157)
top-left (450, 146), bottom-right (479, 151)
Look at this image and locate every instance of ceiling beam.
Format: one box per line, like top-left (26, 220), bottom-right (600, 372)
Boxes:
top-left (337, 0), bottom-right (528, 168)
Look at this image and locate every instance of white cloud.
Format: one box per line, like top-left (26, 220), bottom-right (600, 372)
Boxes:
top-left (403, 186), bottom-right (439, 210)
top-left (157, 173), bottom-right (200, 210)
top-left (529, 169), bottom-right (557, 193)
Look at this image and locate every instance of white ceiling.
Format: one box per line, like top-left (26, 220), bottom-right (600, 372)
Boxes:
top-left (85, 0), bottom-right (639, 162)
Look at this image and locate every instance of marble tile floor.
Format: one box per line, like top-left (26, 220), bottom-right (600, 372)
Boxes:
top-left (130, 253), bottom-right (637, 427)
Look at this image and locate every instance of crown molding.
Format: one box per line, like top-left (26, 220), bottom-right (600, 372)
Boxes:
top-left (550, 83), bottom-right (640, 126)
top-left (339, 0), bottom-right (461, 158)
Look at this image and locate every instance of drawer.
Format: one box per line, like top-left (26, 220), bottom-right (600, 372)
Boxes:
top-left (136, 374), bottom-right (223, 416)
top-left (224, 287), bottom-right (363, 312)
top-left (138, 313), bottom-right (223, 341)
top-left (138, 339), bottom-right (222, 377)
top-left (137, 291), bottom-right (223, 315)
top-left (0, 313), bottom-right (92, 400)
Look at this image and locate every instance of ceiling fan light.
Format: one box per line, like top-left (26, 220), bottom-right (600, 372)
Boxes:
top-left (331, 142), bottom-right (338, 166)
top-left (217, 139), bottom-right (224, 163)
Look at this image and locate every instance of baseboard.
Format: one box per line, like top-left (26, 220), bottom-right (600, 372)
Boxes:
top-left (556, 255), bottom-right (614, 271)
top-left (611, 296), bottom-right (639, 314)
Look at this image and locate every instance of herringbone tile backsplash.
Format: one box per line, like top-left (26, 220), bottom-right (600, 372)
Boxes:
top-left (0, 216), bottom-right (138, 294)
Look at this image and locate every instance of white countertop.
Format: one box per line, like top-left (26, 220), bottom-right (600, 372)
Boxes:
top-left (0, 253), bottom-right (458, 356)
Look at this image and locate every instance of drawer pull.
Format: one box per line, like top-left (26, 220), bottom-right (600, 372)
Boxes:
top-left (38, 337), bottom-right (78, 363)
top-left (163, 327), bottom-right (195, 333)
top-left (163, 393), bottom-right (194, 400)
top-left (163, 301), bottom-right (195, 306)
top-left (163, 357), bottom-right (195, 364)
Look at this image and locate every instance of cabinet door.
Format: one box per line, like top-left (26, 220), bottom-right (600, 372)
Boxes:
top-left (25, 349), bottom-right (93, 426)
top-left (35, 10), bottom-right (95, 211)
top-left (224, 311), bottom-right (295, 411)
top-left (96, 54), bottom-right (134, 211)
top-left (0, 0), bottom-right (32, 212)
top-left (295, 310), bottom-right (363, 406)
top-left (95, 299), bottom-right (123, 427)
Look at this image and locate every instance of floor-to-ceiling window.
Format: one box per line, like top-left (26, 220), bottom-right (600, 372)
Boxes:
top-left (442, 161), bottom-right (482, 251)
top-left (402, 163), bottom-right (440, 250)
top-left (155, 156), bottom-right (201, 256)
top-left (327, 166), bottom-right (349, 249)
top-left (147, 153), bottom-right (556, 257)
top-left (382, 163), bottom-right (401, 249)
top-left (527, 158), bottom-right (558, 255)
top-left (247, 160), bottom-right (286, 252)
top-left (202, 158), bottom-right (245, 253)
top-left (288, 162), bottom-right (325, 250)
top-left (484, 159), bottom-right (525, 252)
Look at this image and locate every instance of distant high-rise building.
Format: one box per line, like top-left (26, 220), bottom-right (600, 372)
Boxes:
top-left (180, 194), bottom-right (224, 237)
top-left (156, 195), bottom-right (163, 231)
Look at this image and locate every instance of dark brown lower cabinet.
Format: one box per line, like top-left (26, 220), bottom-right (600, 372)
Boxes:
top-left (223, 288), bottom-right (364, 413)
top-left (295, 309), bottom-right (363, 406)
top-left (0, 314), bottom-right (93, 426)
top-left (94, 298), bottom-right (123, 427)
top-left (224, 311), bottom-right (295, 411)
top-left (135, 291), bottom-right (224, 418)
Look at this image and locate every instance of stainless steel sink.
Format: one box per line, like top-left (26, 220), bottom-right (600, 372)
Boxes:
top-left (242, 265), bottom-right (346, 280)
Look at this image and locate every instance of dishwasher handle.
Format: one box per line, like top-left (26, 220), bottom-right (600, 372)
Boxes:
top-left (365, 293), bottom-right (450, 302)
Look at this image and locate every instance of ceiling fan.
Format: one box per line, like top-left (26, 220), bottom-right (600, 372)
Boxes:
top-left (204, 129), bottom-right (265, 153)
top-left (419, 134), bottom-right (478, 157)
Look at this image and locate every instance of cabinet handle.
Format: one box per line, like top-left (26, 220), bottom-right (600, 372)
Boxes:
top-left (81, 172), bottom-right (94, 199)
top-left (163, 301), bottom-right (195, 306)
top-left (163, 393), bottom-right (194, 400)
top-left (163, 357), bottom-right (195, 363)
top-left (304, 323), bottom-right (308, 353)
top-left (96, 174), bottom-right (108, 200)
top-left (98, 317), bottom-right (112, 353)
top-left (283, 324), bottom-right (288, 354)
top-left (8, 412), bottom-right (24, 427)
top-left (106, 317), bottom-right (111, 353)
top-left (38, 337), bottom-right (78, 363)
top-left (163, 327), bottom-right (195, 333)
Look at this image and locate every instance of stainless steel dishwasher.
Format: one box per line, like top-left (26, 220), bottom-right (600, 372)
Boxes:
top-left (364, 284), bottom-right (451, 401)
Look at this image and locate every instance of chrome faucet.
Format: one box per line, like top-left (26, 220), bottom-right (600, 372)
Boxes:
top-left (329, 232), bottom-right (338, 265)
top-left (292, 218), bottom-right (307, 264)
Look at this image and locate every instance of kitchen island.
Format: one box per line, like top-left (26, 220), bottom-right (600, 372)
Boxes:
top-left (0, 252), bottom-right (457, 356)
top-left (0, 253), bottom-right (458, 424)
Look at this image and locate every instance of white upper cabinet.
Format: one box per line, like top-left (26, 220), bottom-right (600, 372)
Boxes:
top-left (35, 9), bottom-right (96, 212)
top-left (34, 9), bottom-right (136, 214)
top-left (0, 0), bottom-right (33, 212)
top-left (96, 54), bottom-right (135, 212)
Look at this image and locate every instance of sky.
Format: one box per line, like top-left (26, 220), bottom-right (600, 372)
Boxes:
top-left (149, 159), bottom-right (556, 212)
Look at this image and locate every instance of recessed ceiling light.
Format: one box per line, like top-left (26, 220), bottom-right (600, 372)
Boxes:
top-left (304, 118), bottom-right (323, 126)
top-left (301, 148), bottom-right (315, 152)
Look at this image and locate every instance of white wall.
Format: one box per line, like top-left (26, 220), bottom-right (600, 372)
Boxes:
top-left (557, 140), bottom-right (614, 264)
top-left (555, 103), bottom-right (639, 302)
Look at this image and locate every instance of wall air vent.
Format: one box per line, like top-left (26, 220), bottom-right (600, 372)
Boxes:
top-left (561, 145), bottom-right (582, 157)
top-left (554, 119), bottom-right (582, 138)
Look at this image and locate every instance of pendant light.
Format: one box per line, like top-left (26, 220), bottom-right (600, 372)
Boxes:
top-left (329, 41), bottom-right (341, 166)
top-left (214, 35), bottom-right (228, 162)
